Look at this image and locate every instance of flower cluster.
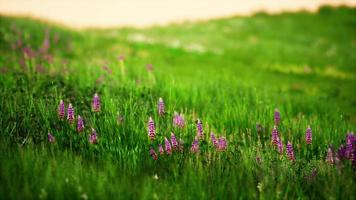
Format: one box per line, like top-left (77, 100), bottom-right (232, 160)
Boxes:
top-left (286, 141), bottom-right (295, 162)
top-left (148, 117), bottom-right (156, 140)
top-left (305, 126), bottom-right (312, 145)
top-left (50, 94), bottom-right (102, 145)
top-left (67, 103), bottom-right (75, 124)
top-left (58, 100), bottom-right (65, 119)
top-left (89, 128), bottom-right (98, 144)
top-left (333, 132), bottom-right (356, 166)
top-left (196, 119), bottom-right (203, 139)
top-left (173, 112), bottom-right (185, 128)
top-left (77, 115), bottom-right (84, 132)
top-left (92, 93), bottom-right (101, 112)
top-left (274, 109), bottom-right (280, 125)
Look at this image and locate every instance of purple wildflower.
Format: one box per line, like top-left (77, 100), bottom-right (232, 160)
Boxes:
top-left (217, 136), bottom-right (227, 151)
top-left (48, 132), bottom-right (55, 143)
top-left (173, 112), bottom-right (185, 128)
top-left (274, 109), bottom-right (280, 125)
top-left (89, 128), bottom-right (98, 144)
top-left (23, 46), bottom-right (36, 59)
top-left (147, 117), bottom-right (156, 140)
top-left (58, 100), bottom-right (65, 119)
top-left (77, 115), bottom-right (84, 133)
top-left (149, 147), bottom-right (158, 160)
top-left (92, 93), bottom-right (101, 112)
top-left (196, 119), bottom-right (203, 139)
top-left (39, 34), bottom-right (50, 54)
top-left (165, 137), bottom-right (172, 155)
top-left (286, 141), bottom-right (295, 162)
top-left (305, 126), bottom-right (312, 145)
top-left (171, 132), bottom-right (178, 149)
top-left (326, 147), bottom-right (334, 165)
top-left (158, 97), bottom-right (165, 116)
top-left (191, 138), bottom-right (199, 153)
top-left (337, 144), bottom-right (347, 160)
top-left (210, 132), bottom-right (218, 147)
top-left (158, 144), bottom-right (164, 155)
top-left (67, 103), bottom-right (74, 124)
top-left (277, 137), bottom-right (283, 154)
top-left (271, 126), bottom-right (279, 146)
top-left (346, 132), bottom-right (355, 159)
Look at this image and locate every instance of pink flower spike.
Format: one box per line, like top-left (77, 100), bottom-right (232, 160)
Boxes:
top-left (67, 103), bottom-right (74, 124)
top-left (58, 100), bottom-right (65, 119)
top-left (165, 137), bottom-right (172, 155)
top-left (92, 93), bottom-right (101, 112)
top-left (147, 117), bottom-right (156, 140)
top-left (48, 132), bottom-right (55, 143)
top-left (89, 128), bottom-right (98, 144)
top-left (77, 115), bottom-right (84, 133)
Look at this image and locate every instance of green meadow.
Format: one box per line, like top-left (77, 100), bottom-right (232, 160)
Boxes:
top-left (0, 6), bottom-right (355, 199)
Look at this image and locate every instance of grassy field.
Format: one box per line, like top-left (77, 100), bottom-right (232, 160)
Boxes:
top-left (0, 6), bottom-right (356, 199)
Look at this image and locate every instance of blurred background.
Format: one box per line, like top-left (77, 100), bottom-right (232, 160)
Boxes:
top-left (1, 0), bottom-right (355, 28)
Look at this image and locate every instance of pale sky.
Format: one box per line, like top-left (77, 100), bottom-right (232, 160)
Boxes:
top-left (0, 0), bottom-right (355, 28)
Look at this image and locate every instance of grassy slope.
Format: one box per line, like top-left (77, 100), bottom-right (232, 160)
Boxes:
top-left (0, 6), bottom-right (356, 199)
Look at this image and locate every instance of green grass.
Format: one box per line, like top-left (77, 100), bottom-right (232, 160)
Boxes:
top-left (0, 6), bottom-right (356, 199)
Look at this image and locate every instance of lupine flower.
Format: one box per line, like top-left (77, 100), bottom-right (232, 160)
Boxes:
top-left (89, 128), bottom-right (98, 144)
top-left (276, 137), bottom-right (283, 154)
top-left (58, 100), bottom-right (65, 119)
top-left (305, 126), bottom-right (312, 145)
top-left (196, 119), bottom-right (203, 139)
top-left (147, 117), bottom-right (156, 140)
top-left (48, 132), bottom-right (55, 143)
top-left (326, 147), bottom-right (334, 165)
top-left (271, 126), bottom-right (279, 146)
top-left (286, 141), bottom-right (295, 162)
top-left (149, 147), bottom-right (158, 160)
top-left (210, 132), bottom-right (218, 147)
top-left (165, 137), bottom-right (172, 155)
top-left (173, 112), bottom-right (185, 128)
top-left (92, 93), bottom-right (101, 112)
top-left (67, 103), bottom-right (74, 124)
top-left (158, 97), bottom-right (165, 116)
top-left (217, 136), bottom-right (227, 151)
top-left (77, 115), bottom-right (84, 132)
top-left (23, 46), bottom-right (36, 59)
top-left (274, 109), bottom-right (280, 125)
top-left (337, 144), bottom-right (347, 160)
top-left (39, 34), bottom-right (50, 54)
top-left (158, 144), bottom-right (164, 155)
top-left (346, 133), bottom-right (355, 159)
top-left (191, 138), bottom-right (199, 153)
top-left (171, 132), bottom-right (178, 149)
